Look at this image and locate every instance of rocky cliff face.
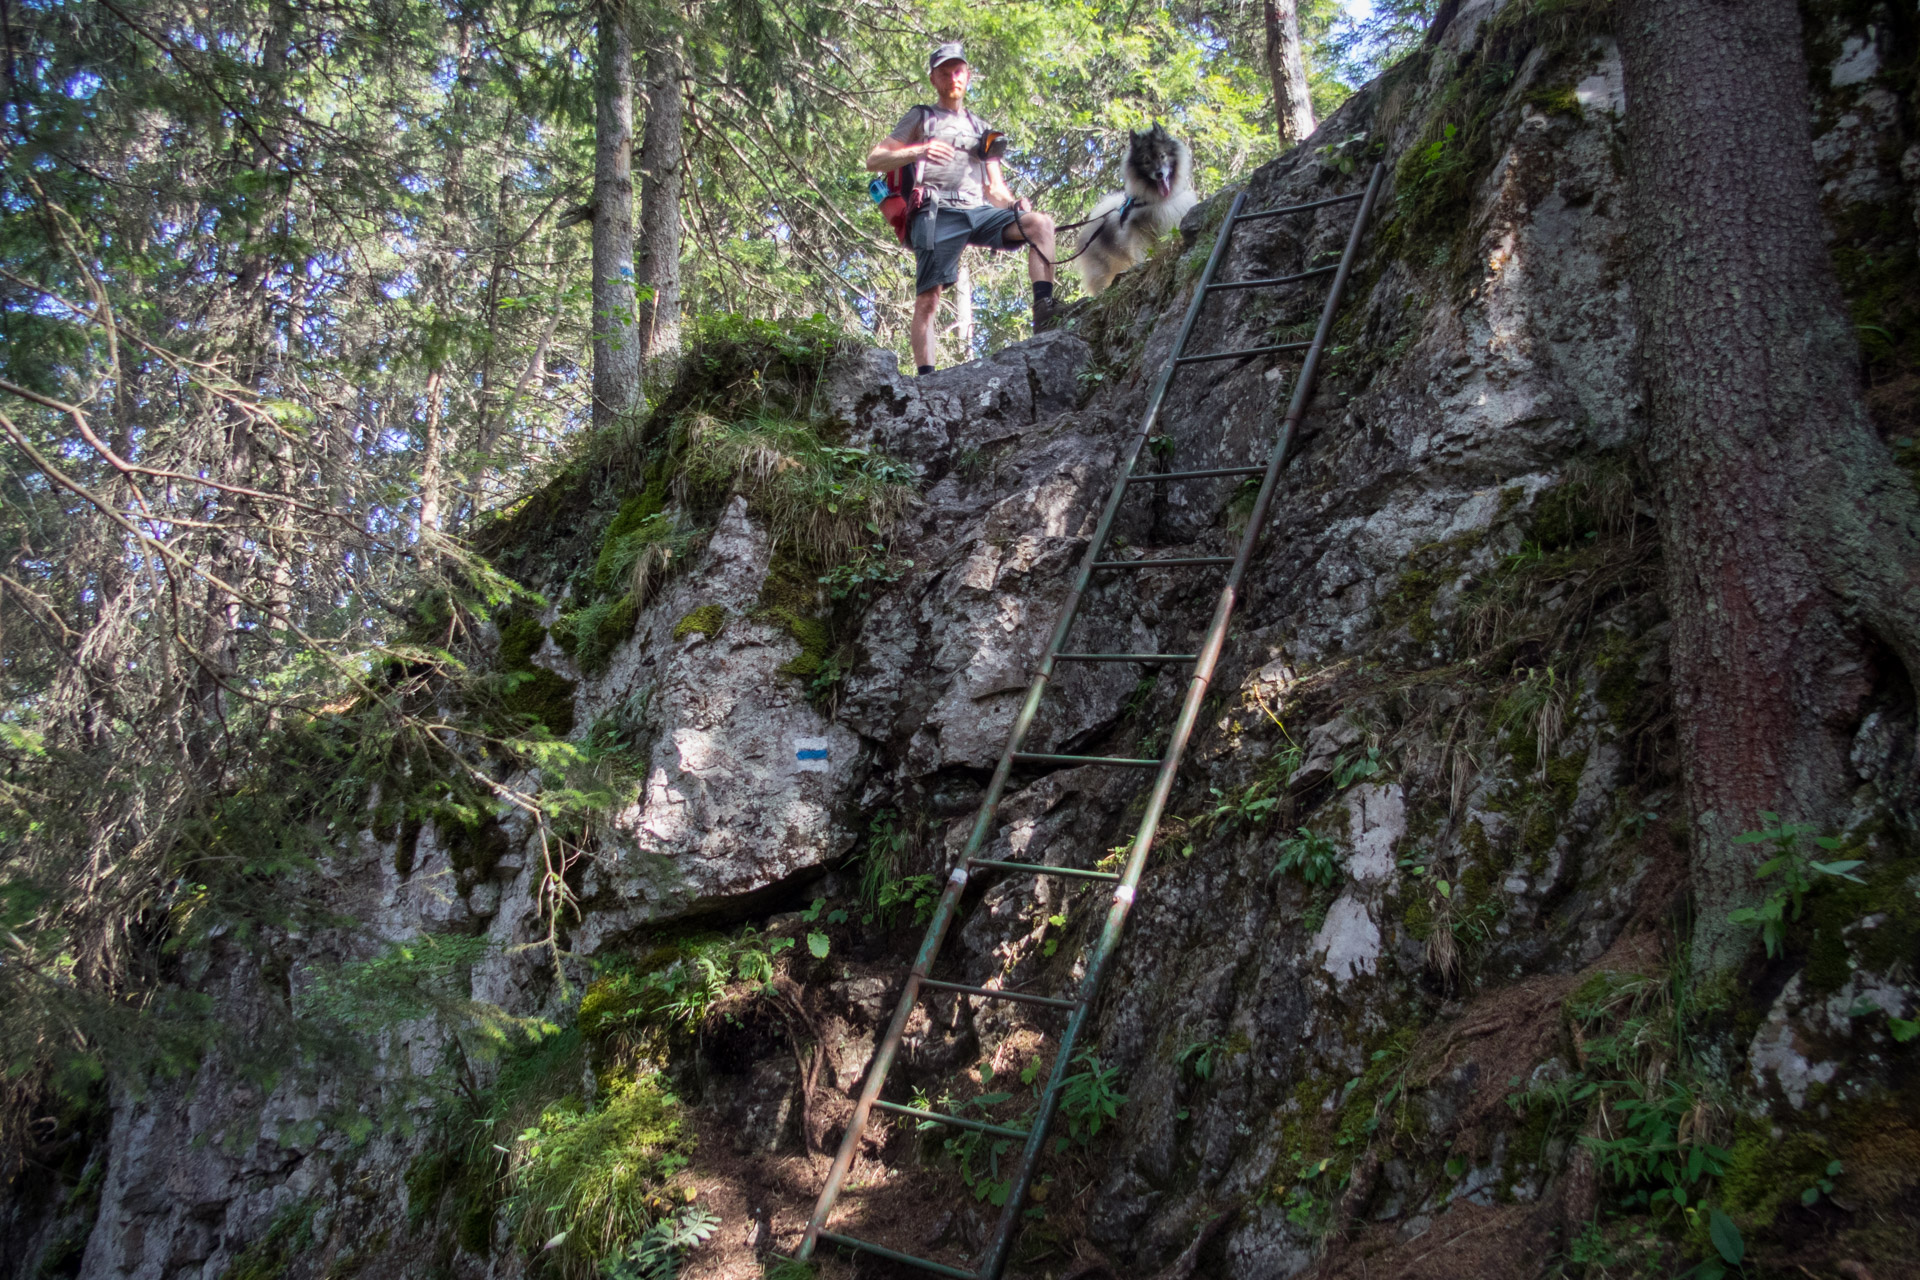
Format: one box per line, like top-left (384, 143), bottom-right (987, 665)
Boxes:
top-left (16, 2), bottom-right (1920, 1279)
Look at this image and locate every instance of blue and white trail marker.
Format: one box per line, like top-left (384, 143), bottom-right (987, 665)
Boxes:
top-left (793, 736), bottom-right (830, 774)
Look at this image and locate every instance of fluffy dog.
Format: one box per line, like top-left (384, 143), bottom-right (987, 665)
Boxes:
top-left (1071, 123), bottom-right (1198, 297)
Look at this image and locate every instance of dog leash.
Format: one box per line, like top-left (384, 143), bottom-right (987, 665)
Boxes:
top-left (1014, 194), bottom-right (1136, 270)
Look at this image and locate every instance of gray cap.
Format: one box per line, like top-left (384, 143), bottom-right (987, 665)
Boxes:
top-left (929, 41), bottom-right (967, 73)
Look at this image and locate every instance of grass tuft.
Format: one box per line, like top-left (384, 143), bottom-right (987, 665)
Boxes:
top-left (508, 1072), bottom-right (693, 1279)
top-left (677, 414), bottom-right (916, 567)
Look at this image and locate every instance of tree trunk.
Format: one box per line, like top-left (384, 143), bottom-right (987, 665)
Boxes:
top-left (636, 33), bottom-right (684, 378)
top-left (418, 12), bottom-right (473, 542)
top-left (1617, 0), bottom-right (1920, 972)
top-left (1264, 0), bottom-right (1314, 147)
top-left (591, 0), bottom-right (640, 431)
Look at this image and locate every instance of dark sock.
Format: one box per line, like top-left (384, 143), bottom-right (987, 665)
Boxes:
top-left (1032, 280), bottom-right (1054, 302)
top-left (917, 364), bottom-right (935, 376)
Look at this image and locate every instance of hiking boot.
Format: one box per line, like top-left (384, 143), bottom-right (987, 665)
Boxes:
top-left (1032, 292), bottom-right (1061, 333)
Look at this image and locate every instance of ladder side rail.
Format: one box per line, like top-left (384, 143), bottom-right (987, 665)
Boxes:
top-left (949, 188), bottom-right (1252, 868)
top-left (794, 190), bottom-right (1251, 1266)
top-left (795, 864), bottom-right (970, 1259)
top-left (977, 161), bottom-right (1385, 1280)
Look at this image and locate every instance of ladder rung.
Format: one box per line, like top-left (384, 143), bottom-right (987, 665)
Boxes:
top-left (967, 858), bottom-right (1121, 883)
top-left (1176, 341), bottom-right (1312, 365)
top-left (873, 1099), bottom-right (1031, 1139)
top-left (1126, 466), bottom-right (1265, 483)
top-left (918, 978), bottom-right (1079, 1010)
top-left (1055, 652), bottom-right (1195, 664)
top-left (815, 1231), bottom-right (978, 1279)
top-left (1207, 263), bottom-right (1339, 292)
top-left (1011, 751), bottom-right (1163, 768)
top-left (1090, 556), bottom-right (1233, 569)
top-left (1237, 189), bottom-right (1367, 221)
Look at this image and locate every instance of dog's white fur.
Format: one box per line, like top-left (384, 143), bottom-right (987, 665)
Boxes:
top-left (1072, 127), bottom-right (1198, 297)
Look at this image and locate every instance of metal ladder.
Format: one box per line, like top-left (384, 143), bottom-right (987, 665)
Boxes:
top-left (794, 162), bottom-right (1386, 1280)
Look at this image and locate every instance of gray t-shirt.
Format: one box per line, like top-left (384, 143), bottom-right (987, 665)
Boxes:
top-left (889, 105), bottom-right (991, 208)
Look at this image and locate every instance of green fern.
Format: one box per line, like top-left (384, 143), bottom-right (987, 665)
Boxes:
top-left (600, 1205), bottom-right (721, 1280)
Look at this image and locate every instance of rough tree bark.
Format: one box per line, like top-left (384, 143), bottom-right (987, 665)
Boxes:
top-left (590, 0), bottom-right (641, 431)
top-left (1264, 0), bottom-right (1315, 147)
top-left (635, 33), bottom-right (684, 377)
top-left (1617, 0), bottom-right (1920, 971)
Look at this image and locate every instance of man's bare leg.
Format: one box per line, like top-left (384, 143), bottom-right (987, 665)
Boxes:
top-left (911, 284), bottom-right (942, 371)
top-left (1003, 210), bottom-right (1056, 283)
top-left (1004, 210), bottom-right (1059, 329)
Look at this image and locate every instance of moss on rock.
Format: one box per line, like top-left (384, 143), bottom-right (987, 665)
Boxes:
top-left (219, 1201), bottom-right (317, 1280)
top-left (552, 594), bottom-right (640, 677)
top-left (493, 612), bottom-right (577, 735)
top-left (671, 604), bottom-right (727, 641)
top-left (1803, 855), bottom-right (1920, 994)
top-left (501, 666), bottom-right (578, 736)
top-left (1720, 1119), bottom-right (1836, 1229)
top-left (754, 553), bottom-right (833, 678)
top-left (497, 615), bottom-right (547, 669)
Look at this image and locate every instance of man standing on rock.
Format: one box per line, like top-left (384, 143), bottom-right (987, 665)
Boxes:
top-left (865, 42), bottom-right (1059, 376)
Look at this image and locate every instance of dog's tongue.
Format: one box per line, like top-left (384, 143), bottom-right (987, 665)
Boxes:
top-left (1156, 177), bottom-right (1171, 199)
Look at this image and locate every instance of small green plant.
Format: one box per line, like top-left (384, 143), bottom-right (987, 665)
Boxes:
top-left (579, 931), bottom-right (786, 1037)
top-left (1038, 909), bottom-right (1070, 957)
top-left (1277, 1154), bottom-right (1336, 1232)
top-left (818, 543), bottom-right (913, 601)
top-left (1491, 665), bottom-right (1565, 773)
top-left (1395, 121), bottom-right (1469, 224)
top-left (1726, 814), bottom-right (1866, 958)
top-left (1566, 1219), bottom-right (1616, 1268)
top-left (1799, 1158), bottom-right (1844, 1207)
top-left (913, 1086), bottom-right (1023, 1206)
top-left (1056, 1051), bottom-right (1126, 1148)
top-left (1121, 673), bottom-right (1160, 721)
top-left (876, 874), bottom-right (938, 927)
top-left (1562, 966), bottom-right (1735, 1217)
top-left (856, 809), bottom-right (935, 926)
top-left (1176, 1036), bottom-right (1229, 1083)
top-left (799, 896), bottom-right (842, 958)
top-left (1224, 476), bottom-right (1261, 531)
top-left (1195, 779), bottom-right (1283, 835)
top-left (600, 1204), bottom-right (721, 1280)
top-left (804, 652), bottom-right (847, 706)
top-left (1273, 827), bottom-right (1341, 887)
top-left (1315, 130), bottom-right (1373, 175)
top-left (1581, 1079), bottom-right (1732, 1210)
top-left (1331, 745), bottom-right (1383, 789)
top-left (1696, 1206), bottom-right (1746, 1279)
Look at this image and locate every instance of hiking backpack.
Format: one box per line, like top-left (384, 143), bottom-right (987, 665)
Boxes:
top-left (868, 105), bottom-right (988, 245)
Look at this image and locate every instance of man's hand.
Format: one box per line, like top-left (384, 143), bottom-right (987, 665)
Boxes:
top-left (921, 138), bottom-right (956, 166)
